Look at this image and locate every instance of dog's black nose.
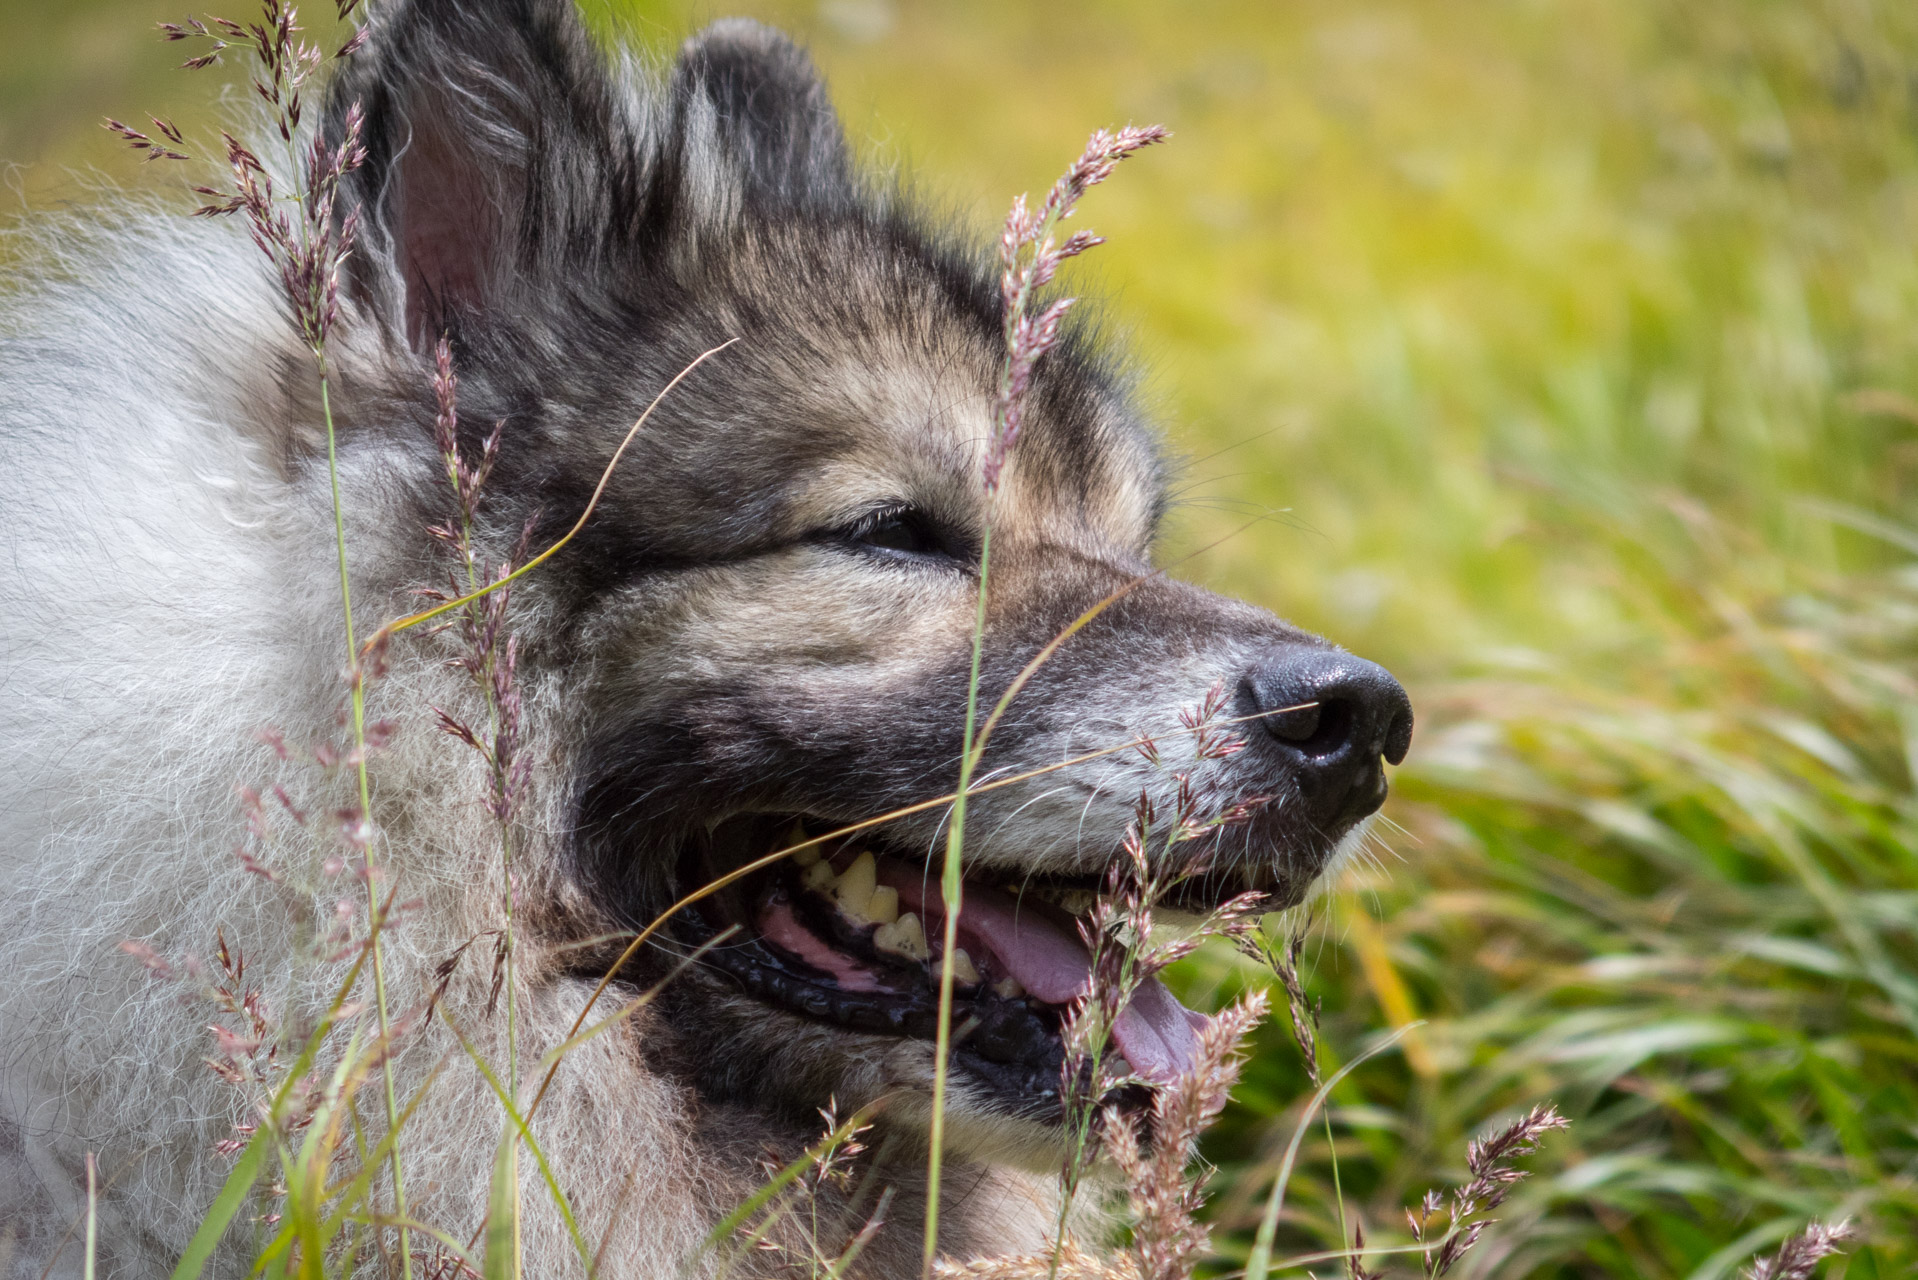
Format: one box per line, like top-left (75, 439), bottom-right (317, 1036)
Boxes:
top-left (1242, 648), bottom-right (1413, 828)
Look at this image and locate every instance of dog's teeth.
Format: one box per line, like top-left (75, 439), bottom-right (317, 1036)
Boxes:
top-left (1109, 1055), bottom-right (1134, 1078)
top-left (874, 912), bottom-right (929, 961)
top-left (801, 860), bottom-right (836, 892)
top-left (991, 976), bottom-right (1025, 1000)
top-left (835, 851), bottom-right (877, 918)
top-left (866, 885), bottom-right (899, 925)
top-left (787, 821), bottom-right (821, 867)
top-left (1011, 884), bottom-right (1099, 917)
top-left (942, 949), bottom-right (981, 988)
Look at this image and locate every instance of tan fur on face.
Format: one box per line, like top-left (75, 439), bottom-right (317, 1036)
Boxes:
top-left (0, 10), bottom-right (1377, 1277)
top-left (770, 346), bottom-right (1161, 561)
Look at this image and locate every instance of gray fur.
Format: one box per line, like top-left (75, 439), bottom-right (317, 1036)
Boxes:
top-left (0, 3), bottom-right (1404, 1275)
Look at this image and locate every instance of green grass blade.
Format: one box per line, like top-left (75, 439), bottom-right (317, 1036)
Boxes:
top-left (168, 1126), bottom-right (271, 1280)
top-left (321, 1058), bottom-right (448, 1239)
top-left (1243, 1024), bottom-right (1420, 1280)
top-left (83, 1154), bottom-right (97, 1280)
top-left (444, 1019), bottom-right (594, 1276)
top-left (246, 1220), bottom-right (297, 1279)
top-left (483, 1126), bottom-right (520, 1280)
top-left (702, 1103), bottom-right (881, 1256)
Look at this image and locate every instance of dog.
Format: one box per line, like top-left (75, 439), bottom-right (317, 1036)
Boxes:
top-left (0, 0), bottom-right (1411, 1274)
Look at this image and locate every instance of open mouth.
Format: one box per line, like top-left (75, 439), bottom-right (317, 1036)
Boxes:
top-left (674, 816), bottom-right (1266, 1113)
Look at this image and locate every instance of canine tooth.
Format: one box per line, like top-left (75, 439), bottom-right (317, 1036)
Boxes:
top-left (801, 861), bottom-right (836, 892)
top-left (942, 949), bottom-right (981, 988)
top-left (991, 976), bottom-right (1025, 1000)
top-left (835, 851), bottom-right (877, 918)
top-left (1109, 1055), bottom-right (1134, 1078)
top-left (866, 884), bottom-right (898, 925)
top-left (874, 911), bottom-right (929, 961)
top-left (1058, 889), bottom-right (1096, 916)
top-left (788, 822), bottom-right (821, 867)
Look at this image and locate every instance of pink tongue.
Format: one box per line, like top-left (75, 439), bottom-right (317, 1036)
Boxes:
top-left (877, 864), bottom-right (1207, 1084)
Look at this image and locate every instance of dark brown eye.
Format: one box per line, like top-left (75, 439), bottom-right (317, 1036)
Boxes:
top-left (858, 512), bottom-right (936, 555)
top-left (838, 506), bottom-right (968, 564)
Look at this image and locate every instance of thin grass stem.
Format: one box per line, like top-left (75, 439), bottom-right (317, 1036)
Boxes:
top-left (1322, 1110), bottom-right (1347, 1276)
top-left (1224, 1238), bottom-right (1451, 1276)
top-left (923, 526), bottom-right (992, 1279)
top-left (445, 1014), bottom-right (593, 1275)
top-left (83, 1154), bottom-right (97, 1280)
top-left (320, 1060), bottom-right (449, 1222)
top-left (825, 1186), bottom-right (896, 1280)
top-left (317, 357), bottom-right (410, 1278)
top-left (1243, 1024), bottom-right (1422, 1280)
top-left (459, 933), bottom-right (737, 1261)
top-left (702, 1101), bottom-right (885, 1256)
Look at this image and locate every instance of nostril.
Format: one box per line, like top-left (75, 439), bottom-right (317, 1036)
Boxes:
top-left (1265, 698), bottom-right (1353, 756)
top-left (1263, 701), bottom-right (1320, 744)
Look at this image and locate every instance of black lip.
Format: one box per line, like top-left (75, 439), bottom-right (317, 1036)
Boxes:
top-left (676, 889), bottom-right (1066, 1093)
top-left (668, 815), bottom-right (1103, 1110)
top-left (573, 808), bottom-right (1298, 1116)
top-left (692, 853), bottom-right (1062, 1060)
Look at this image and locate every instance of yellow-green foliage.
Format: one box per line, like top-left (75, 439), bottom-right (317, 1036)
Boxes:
top-left (13, 0), bottom-right (1917, 1274)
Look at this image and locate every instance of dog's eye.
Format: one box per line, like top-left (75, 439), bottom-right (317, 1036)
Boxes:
top-left (860, 513), bottom-right (936, 554)
top-left (840, 508), bottom-right (962, 563)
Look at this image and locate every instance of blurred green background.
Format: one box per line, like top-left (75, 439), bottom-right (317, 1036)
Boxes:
top-left (8, 1), bottom-right (1918, 1276)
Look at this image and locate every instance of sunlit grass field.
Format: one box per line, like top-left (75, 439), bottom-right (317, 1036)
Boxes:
top-left (7, 0), bottom-right (1917, 1275)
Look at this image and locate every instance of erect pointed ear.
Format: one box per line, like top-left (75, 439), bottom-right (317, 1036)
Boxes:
top-left (661, 19), bottom-right (857, 229)
top-left (325, 0), bottom-right (642, 349)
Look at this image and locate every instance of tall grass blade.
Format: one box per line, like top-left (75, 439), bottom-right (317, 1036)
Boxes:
top-left (1242, 1024), bottom-right (1420, 1280)
top-left (446, 1017), bottom-right (594, 1274)
top-left (701, 1102), bottom-right (882, 1257)
top-left (923, 525), bottom-right (992, 1280)
top-left (168, 1126), bottom-right (270, 1280)
top-left (82, 1153), bottom-right (96, 1280)
top-left (483, 1127), bottom-right (521, 1280)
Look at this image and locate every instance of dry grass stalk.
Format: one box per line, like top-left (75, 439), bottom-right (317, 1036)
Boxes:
top-left (1106, 993), bottom-right (1270, 1280)
top-left (1408, 1105), bottom-right (1570, 1278)
top-left (1236, 927), bottom-right (1320, 1089)
top-left (1742, 1221), bottom-right (1854, 1280)
top-left (934, 1238), bottom-right (1137, 1280)
top-left (982, 124), bottom-right (1166, 493)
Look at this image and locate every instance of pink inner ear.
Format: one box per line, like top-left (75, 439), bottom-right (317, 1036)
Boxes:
top-left (397, 111), bottom-right (505, 347)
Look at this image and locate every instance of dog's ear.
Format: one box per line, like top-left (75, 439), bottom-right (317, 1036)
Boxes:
top-left (325, 5), bottom-right (857, 348)
top-left (661, 20), bottom-right (856, 228)
top-left (326, 0), bottom-right (641, 348)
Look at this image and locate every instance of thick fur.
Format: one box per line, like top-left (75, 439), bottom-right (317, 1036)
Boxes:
top-left (0, 3), bottom-right (1401, 1276)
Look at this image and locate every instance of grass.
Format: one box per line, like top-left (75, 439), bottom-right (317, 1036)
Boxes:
top-left (8, 0), bottom-right (1917, 1275)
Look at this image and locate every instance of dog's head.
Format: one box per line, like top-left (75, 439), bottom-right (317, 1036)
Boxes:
top-left (329, 0), bottom-right (1410, 1163)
